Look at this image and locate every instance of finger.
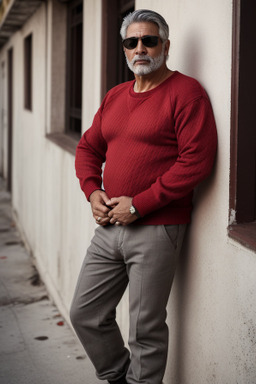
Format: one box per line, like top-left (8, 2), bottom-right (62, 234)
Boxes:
top-left (106, 197), bottom-right (120, 207)
top-left (92, 205), bottom-right (110, 217)
top-left (108, 208), bottom-right (118, 219)
top-left (95, 214), bottom-right (110, 221)
top-left (109, 216), bottom-right (117, 224)
top-left (95, 216), bottom-right (110, 225)
top-left (101, 217), bottom-right (111, 226)
top-left (94, 203), bottom-right (110, 215)
top-left (101, 193), bottom-right (111, 205)
top-left (95, 215), bottom-right (102, 223)
top-left (93, 212), bottom-right (109, 221)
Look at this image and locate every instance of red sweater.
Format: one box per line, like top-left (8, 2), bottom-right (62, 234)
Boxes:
top-left (75, 71), bottom-right (217, 225)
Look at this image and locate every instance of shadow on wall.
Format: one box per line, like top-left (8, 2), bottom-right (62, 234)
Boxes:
top-left (171, 156), bottom-right (218, 383)
top-left (168, 24), bottom-right (218, 381)
top-left (181, 27), bottom-right (204, 80)
top-left (170, 225), bottom-right (192, 384)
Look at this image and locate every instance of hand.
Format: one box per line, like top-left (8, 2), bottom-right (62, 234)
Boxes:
top-left (89, 190), bottom-right (111, 226)
top-left (106, 196), bottom-right (138, 226)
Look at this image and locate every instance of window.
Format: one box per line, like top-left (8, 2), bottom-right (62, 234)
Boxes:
top-left (7, 48), bottom-right (13, 192)
top-left (46, 0), bottom-right (82, 154)
top-left (24, 34), bottom-right (32, 110)
top-left (101, 0), bottom-right (135, 97)
top-left (66, 0), bottom-right (83, 138)
top-left (229, 0), bottom-right (256, 251)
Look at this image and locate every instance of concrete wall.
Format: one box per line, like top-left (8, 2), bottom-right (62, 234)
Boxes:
top-left (132, 1), bottom-right (256, 383)
top-left (0, 0), bottom-right (256, 383)
top-left (0, 43), bottom-right (8, 177)
top-left (0, 0), bottom-right (102, 316)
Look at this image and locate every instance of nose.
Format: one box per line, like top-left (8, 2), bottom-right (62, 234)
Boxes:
top-left (135, 38), bottom-right (147, 54)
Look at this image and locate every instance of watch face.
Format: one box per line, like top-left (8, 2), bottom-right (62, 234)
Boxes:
top-left (130, 205), bottom-right (136, 214)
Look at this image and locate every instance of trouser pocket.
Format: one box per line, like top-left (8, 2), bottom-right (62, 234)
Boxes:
top-left (160, 224), bottom-right (179, 249)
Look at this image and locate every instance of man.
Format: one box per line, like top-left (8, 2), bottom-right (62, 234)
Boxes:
top-left (70, 9), bottom-right (217, 384)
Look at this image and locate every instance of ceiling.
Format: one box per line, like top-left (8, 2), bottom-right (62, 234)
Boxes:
top-left (0, 0), bottom-right (45, 48)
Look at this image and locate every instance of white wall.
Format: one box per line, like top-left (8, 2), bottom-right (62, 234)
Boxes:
top-left (0, 0), bottom-right (102, 317)
top-left (0, 47), bottom-right (8, 178)
top-left (135, 1), bottom-right (256, 383)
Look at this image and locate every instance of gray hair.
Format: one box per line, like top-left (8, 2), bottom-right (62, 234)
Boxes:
top-left (120, 9), bottom-right (169, 41)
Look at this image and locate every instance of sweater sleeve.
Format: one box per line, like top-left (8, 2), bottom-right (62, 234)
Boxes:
top-left (75, 104), bottom-right (107, 200)
top-left (132, 96), bottom-right (217, 217)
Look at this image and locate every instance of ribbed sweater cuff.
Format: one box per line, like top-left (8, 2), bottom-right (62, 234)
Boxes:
top-left (83, 182), bottom-right (103, 202)
top-left (133, 190), bottom-right (161, 218)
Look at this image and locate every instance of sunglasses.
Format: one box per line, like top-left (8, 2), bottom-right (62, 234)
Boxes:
top-left (123, 35), bottom-right (160, 50)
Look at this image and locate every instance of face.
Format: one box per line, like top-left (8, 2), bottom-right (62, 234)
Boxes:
top-left (124, 22), bottom-right (169, 76)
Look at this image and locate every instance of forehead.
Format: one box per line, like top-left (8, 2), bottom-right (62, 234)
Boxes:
top-left (126, 22), bottom-right (159, 37)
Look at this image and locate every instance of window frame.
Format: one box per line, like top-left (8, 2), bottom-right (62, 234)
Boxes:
top-left (228, 0), bottom-right (256, 251)
top-left (65, 0), bottom-right (83, 138)
top-left (45, 0), bottom-right (79, 155)
top-left (24, 33), bottom-right (32, 111)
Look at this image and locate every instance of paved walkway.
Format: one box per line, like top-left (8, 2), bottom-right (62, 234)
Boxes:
top-left (0, 178), bottom-right (104, 384)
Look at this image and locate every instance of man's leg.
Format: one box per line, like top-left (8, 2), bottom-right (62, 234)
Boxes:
top-left (124, 224), bottom-right (186, 384)
top-left (70, 226), bottom-right (130, 382)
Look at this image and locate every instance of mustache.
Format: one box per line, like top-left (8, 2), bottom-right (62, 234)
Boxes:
top-left (130, 55), bottom-right (153, 65)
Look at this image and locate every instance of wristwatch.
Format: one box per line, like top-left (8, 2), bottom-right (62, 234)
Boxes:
top-left (129, 204), bottom-right (140, 218)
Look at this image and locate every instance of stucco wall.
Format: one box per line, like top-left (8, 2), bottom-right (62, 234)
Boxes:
top-left (134, 1), bottom-right (256, 383)
top-left (0, 0), bottom-right (102, 315)
top-left (0, 0), bottom-right (256, 383)
top-left (0, 55), bottom-right (7, 177)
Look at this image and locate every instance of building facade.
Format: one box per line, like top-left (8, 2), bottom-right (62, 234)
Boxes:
top-left (0, 0), bottom-right (256, 383)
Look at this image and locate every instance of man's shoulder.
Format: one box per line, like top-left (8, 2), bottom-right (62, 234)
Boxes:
top-left (106, 80), bottom-right (133, 98)
top-left (170, 71), bottom-right (208, 101)
top-left (100, 80), bottom-right (133, 110)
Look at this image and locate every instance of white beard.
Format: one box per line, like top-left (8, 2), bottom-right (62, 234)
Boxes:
top-left (125, 45), bottom-right (166, 76)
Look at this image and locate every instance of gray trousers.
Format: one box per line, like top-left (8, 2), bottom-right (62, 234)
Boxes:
top-left (70, 224), bottom-right (186, 384)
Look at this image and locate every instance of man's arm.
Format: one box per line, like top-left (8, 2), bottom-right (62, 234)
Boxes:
top-left (75, 101), bottom-right (112, 225)
top-left (75, 105), bottom-right (107, 201)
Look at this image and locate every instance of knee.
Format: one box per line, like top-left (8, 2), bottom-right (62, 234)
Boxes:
top-left (69, 300), bottom-right (79, 330)
top-left (69, 300), bottom-right (87, 331)
top-left (70, 299), bottom-right (96, 333)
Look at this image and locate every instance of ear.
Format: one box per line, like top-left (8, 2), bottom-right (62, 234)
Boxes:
top-left (164, 39), bottom-right (170, 57)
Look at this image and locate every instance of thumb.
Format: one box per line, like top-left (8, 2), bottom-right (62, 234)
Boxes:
top-left (106, 197), bottom-right (120, 206)
top-left (101, 192), bottom-right (110, 205)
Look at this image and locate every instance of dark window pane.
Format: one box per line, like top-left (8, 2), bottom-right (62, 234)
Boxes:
top-left (66, 0), bottom-right (83, 136)
top-left (101, 0), bottom-right (135, 97)
top-left (24, 34), bottom-right (32, 110)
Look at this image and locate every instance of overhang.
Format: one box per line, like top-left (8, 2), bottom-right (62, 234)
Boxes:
top-left (0, 0), bottom-right (45, 48)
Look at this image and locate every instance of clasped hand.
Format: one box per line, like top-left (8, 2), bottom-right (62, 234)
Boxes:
top-left (89, 190), bottom-right (138, 226)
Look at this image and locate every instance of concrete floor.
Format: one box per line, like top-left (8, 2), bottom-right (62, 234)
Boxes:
top-left (0, 179), bottom-right (105, 384)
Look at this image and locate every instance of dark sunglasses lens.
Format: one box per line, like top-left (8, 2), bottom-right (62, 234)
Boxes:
top-left (123, 36), bottom-right (159, 49)
top-left (123, 38), bottom-right (138, 49)
top-left (142, 36), bottom-right (159, 47)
